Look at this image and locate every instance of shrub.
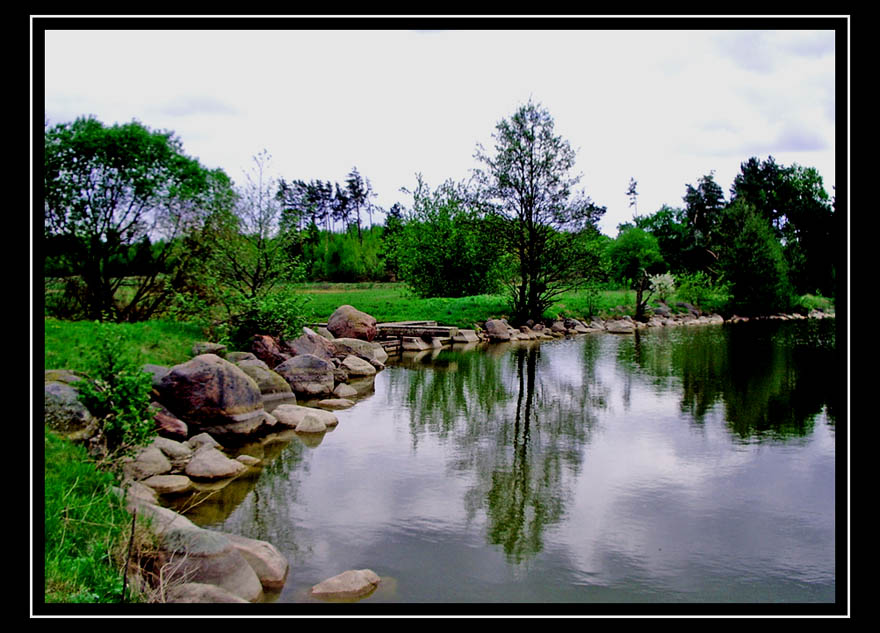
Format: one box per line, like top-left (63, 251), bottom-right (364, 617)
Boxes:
top-left (226, 291), bottom-right (311, 348)
top-left (649, 273), bottom-right (676, 303)
top-left (75, 324), bottom-right (156, 461)
top-left (676, 272), bottom-right (731, 314)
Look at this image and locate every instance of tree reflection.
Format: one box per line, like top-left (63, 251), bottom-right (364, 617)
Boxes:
top-left (392, 341), bottom-right (602, 563)
top-left (611, 319), bottom-right (837, 441)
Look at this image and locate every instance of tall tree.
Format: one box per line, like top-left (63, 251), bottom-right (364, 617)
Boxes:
top-left (346, 167), bottom-right (375, 243)
top-left (43, 116), bottom-right (234, 321)
top-left (626, 177), bottom-right (639, 218)
top-left (474, 100), bottom-right (606, 323)
top-left (607, 225), bottom-right (666, 321)
top-left (682, 171), bottom-right (726, 274)
top-left (731, 156), bottom-right (835, 296)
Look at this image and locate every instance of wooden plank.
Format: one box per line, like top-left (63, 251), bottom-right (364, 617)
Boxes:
top-left (378, 325), bottom-right (460, 339)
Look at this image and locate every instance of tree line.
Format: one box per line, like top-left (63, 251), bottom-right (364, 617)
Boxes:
top-left (43, 103), bottom-right (838, 336)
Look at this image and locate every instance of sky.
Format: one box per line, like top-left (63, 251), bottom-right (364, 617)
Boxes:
top-left (39, 20), bottom-right (843, 237)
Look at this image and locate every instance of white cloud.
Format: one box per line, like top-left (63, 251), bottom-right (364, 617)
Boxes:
top-left (41, 23), bottom-right (841, 236)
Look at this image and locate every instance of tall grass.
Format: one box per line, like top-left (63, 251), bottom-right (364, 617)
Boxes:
top-left (43, 428), bottom-right (134, 603)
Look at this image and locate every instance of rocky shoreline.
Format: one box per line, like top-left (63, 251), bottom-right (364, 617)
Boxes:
top-left (44, 303), bottom-right (834, 603)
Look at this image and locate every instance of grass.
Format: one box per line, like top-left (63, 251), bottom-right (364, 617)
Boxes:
top-left (43, 317), bottom-right (205, 372)
top-left (43, 428), bottom-right (138, 603)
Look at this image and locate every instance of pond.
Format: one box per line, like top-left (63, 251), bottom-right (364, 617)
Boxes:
top-left (178, 319), bottom-right (841, 611)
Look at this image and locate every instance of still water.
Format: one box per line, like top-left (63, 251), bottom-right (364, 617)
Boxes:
top-left (183, 320), bottom-right (840, 607)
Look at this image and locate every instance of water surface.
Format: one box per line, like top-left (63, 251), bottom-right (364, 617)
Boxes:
top-left (184, 320), bottom-right (840, 610)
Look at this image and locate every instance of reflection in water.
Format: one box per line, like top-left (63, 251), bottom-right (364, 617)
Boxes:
top-left (390, 341), bottom-right (602, 563)
top-left (612, 319), bottom-right (837, 440)
top-left (193, 320), bottom-right (837, 604)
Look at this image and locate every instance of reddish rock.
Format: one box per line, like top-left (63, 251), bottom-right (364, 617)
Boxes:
top-left (250, 334), bottom-right (291, 369)
top-left (326, 305), bottom-right (378, 342)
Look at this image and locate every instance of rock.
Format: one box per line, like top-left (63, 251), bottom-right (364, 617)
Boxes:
top-left (317, 398), bottom-right (355, 410)
top-left (271, 404), bottom-right (339, 430)
top-left (310, 569), bottom-right (381, 600)
top-left (141, 474), bottom-right (194, 496)
top-left (250, 334), bottom-right (291, 369)
top-left (484, 319), bottom-right (511, 341)
top-left (333, 383), bottom-right (358, 399)
top-left (236, 454), bottom-right (261, 467)
top-left (605, 319), bottom-right (635, 334)
top-left (234, 362), bottom-right (295, 404)
top-left (341, 354), bottom-right (377, 377)
top-left (274, 354), bottom-right (336, 397)
top-left (452, 329), bottom-right (480, 344)
top-left (186, 432), bottom-right (223, 452)
top-left (192, 341), bottom-right (227, 357)
top-left (157, 354), bottom-right (270, 438)
top-left (326, 305), bottom-right (378, 341)
top-left (284, 327), bottom-right (338, 362)
top-left (122, 445), bottom-right (173, 481)
top-left (185, 445), bottom-right (247, 481)
top-left (294, 413), bottom-right (327, 433)
top-left (44, 380), bottom-right (97, 440)
top-left (150, 436), bottom-right (193, 470)
top-left (164, 583), bottom-right (249, 603)
top-left (331, 338), bottom-right (388, 368)
top-left (315, 326), bottom-right (335, 340)
top-left (225, 533), bottom-right (290, 591)
top-left (44, 369), bottom-right (83, 384)
top-left (157, 524), bottom-right (264, 602)
top-left (150, 402), bottom-right (188, 441)
top-left (225, 351), bottom-right (260, 364)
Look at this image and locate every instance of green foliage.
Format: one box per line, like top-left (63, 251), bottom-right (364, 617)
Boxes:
top-left (675, 271), bottom-right (731, 314)
top-left (649, 273), bottom-right (676, 302)
top-left (74, 324), bottom-right (156, 458)
top-left (394, 175), bottom-right (510, 298)
top-left (473, 99), bottom-right (607, 322)
top-left (44, 116), bottom-right (235, 322)
top-left (715, 199), bottom-right (794, 315)
top-left (225, 290), bottom-right (311, 348)
top-left (607, 226), bottom-right (665, 286)
top-left (304, 226), bottom-right (388, 282)
top-left (44, 428), bottom-right (136, 603)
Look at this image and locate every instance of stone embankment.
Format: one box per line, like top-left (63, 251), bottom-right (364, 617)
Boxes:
top-left (45, 304), bottom-right (386, 603)
top-left (44, 302), bottom-right (833, 603)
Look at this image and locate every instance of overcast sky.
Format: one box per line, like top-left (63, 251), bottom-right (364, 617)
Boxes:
top-left (40, 20), bottom-right (842, 236)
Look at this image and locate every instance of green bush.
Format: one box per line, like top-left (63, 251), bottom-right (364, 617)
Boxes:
top-left (676, 272), bottom-right (731, 314)
top-left (75, 323), bottom-right (156, 460)
top-left (226, 291), bottom-right (311, 347)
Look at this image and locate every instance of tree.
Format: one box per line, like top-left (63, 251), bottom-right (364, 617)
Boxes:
top-left (44, 116), bottom-right (234, 321)
top-left (607, 226), bottom-right (666, 321)
top-left (474, 100), bottom-right (606, 323)
top-left (394, 175), bottom-right (508, 297)
top-left (714, 198), bottom-right (793, 315)
top-left (346, 167), bottom-right (375, 243)
top-left (634, 204), bottom-right (690, 274)
top-left (682, 171), bottom-right (726, 274)
top-left (731, 156), bottom-right (835, 296)
top-left (207, 150), bottom-right (302, 308)
top-left (626, 177), bottom-right (639, 217)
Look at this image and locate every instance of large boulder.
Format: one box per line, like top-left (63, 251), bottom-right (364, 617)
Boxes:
top-left (150, 402), bottom-right (188, 441)
top-left (326, 305), bottom-right (378, 342)
top-left (284, 327), bottom-right (337, 362)
top-left (156, 354), bottom-right (271, 438)
top-left (484, 319), bottom-right (511, 342)
top-left (44, 380), bottom-right (97, 440)
top-left (225, 533), bottom-right (290, 591)
top-left (155, 523), bottom-right (264, 602)
top-left (331, 337), bottom-right (388, 368)
top-left (234, 362), bottom-right (295, 405)
top-left (341, 354), bottom-right (377, 377)
top-left (273, 354), bottom-right (335, 397)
